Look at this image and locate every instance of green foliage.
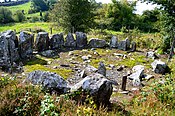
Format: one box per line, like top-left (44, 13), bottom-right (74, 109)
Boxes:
top-left (14, 10), bottom-right (26, 22)
top-left (31, 0), bottom-right (49, 12)
top-left (142, 0), bottom-right (175, 52)
top-left (0, 78), bottom-right (44, 115)
top-left (0, 7), bottom-right (13, 24)
top-left (40, 94), bottom-right (59, 116)
top-left (107, 0), bottom-right (136, 31)
top-left (50, 0), bottom-right (96, 32)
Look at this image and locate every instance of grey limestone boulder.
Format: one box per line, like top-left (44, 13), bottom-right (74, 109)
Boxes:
top-left (0, 34), bottom-right (10, 68)
top-left (19, 31), bottom-right (34, 59)
top-left (76, 32), bottom-right (88, 48)
top-left (151, 60), bottom-right (168, 74)
top-left (128, 65), bottom-right (145, 86)
top-left (1, 30), bottom-right (19, 63)
top-left (89, 38), bottom-right (106, 48)
top-left (71, 73), bottom-right (113, 106)
top-left (24, 70), bottom-right (69, 94)
top-left (110, 36), bottom-right (118, 48)
top-left (35, 32), bottom-right (49, 52)
top-left (64, 32), bottom-right (76, 47)
top-left (50, 33), bottom-right (64, 49)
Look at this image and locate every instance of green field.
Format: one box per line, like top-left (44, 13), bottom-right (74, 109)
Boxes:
top-left (0, 22), bottom-right (62, 34)
top-left (4, 1), bottom-right (31, 14)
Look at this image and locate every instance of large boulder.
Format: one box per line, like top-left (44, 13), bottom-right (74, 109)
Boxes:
top-left (89, 38), bottom-right (106, 48)
top-left (71, 73), bottom-right (113, 106)
top-left (110, 36), bottom-right (118, 48)
top-left (50, 33), bottom-right (64, 49)
top-left (128, 65), bottom-right (145, 86)
top-left (1, 30), bottom-right (19, 62)
top-left (118, 40), bottom-right (127, 51)
top-left (151, 60), bottom-right (168, 74)
top-left (35, 32), bottom-right (49, 52)
top-left (19, 31), bottom-right (34, 59)
top-left (118, 38), bottom-right (130, 51)
top-left (0, 34), bottom-right (10, 68)
top-left (24, 70), bottom-right (69, 94)
top-left (76, 32), bottom-right (88, 48)
top-left (64, 32), bottom-right (76, 47)
top-left (80, 65), bottom-right (97, 78)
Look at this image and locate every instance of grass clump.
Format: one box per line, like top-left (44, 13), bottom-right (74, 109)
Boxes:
top-left (24, 64), bottom-right (73, 79)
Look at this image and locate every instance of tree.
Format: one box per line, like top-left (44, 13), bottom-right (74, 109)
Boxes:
top-left (0, 7), bottom-right (13, 24)
top-left (14, 10), bottom-right (26, 22)
top-left (50, 0), bottom-right (96, 32)
top-left (32, 0), bottom-right (49, 12)
top-left (107, 0), bottom-right (137, 31)
top-left (141, 0), bottom-right (175, 58)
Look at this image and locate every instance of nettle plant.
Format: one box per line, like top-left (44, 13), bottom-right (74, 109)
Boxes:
top-left (40, 93), bottom-right (59, 116)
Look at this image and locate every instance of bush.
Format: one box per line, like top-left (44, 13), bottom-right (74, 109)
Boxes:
top-left (14, 10), bottom-right (26, 22)
top-left (0, 7), bottom-right (13, 24)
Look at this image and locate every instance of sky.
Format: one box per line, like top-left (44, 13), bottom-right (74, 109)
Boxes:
top-left (96, 0), bottom-right (158, 14)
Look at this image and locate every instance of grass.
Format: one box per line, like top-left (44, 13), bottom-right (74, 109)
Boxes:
top-left (4, 1), bottom-right (31, 14)
top-left (0, 22), bottom-right (62, 34)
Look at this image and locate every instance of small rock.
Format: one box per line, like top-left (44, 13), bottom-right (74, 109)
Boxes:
top-left (109, 64), bottom-right (115, 69)
top-left (82, 56), bottom-right (89, 61)
top-left (40, 50), bottom-right (55, 57)
top-left (145, 75), bottom-right (154, 80)
top-left (53, 66), bottom-right (58, 69)
top-left (97, 62), bottom-right (106, 77)
top-left (146, 51), bottom-right (158, 59)
top-left (60, 64), bottom-right (70, 67)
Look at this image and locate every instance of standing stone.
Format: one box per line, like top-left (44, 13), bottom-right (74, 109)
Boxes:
top-left (118, 40), bottom-right (127, 51)
top-left (131, 42), bottom-right (136, 52)
top-left (64, 32), bottom-right (76, 47)
top-left (125, 38), bottom-right (130, 49)
top-left (19, 31), bottom-right (34, 59)
top-left (110, 36), bottom-right (118, 48)
top-left (35, 32), bottom-right (49, 52)
top-left (89, 38), bottom-right (106, 48)
top-left (50, 33), bottom-right (64, 49)
top-left (0, 35), bottom-right (10, 68)
top-left (76, 32), bottom-right (88, 48)
top-left (151, 60), bottom-right (168, 74)
top-left (97, 61), bottom-right (106, 77)
top-left (2, 30), bottom-right (19, 62)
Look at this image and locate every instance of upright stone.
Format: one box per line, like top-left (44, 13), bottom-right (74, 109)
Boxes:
top-left (2, 30), bottom-right (19, 62)
top-left (50, 33), bottom-right (64, 49)
top-left (19, 31), bottom-right (34, 59)
top-left (89, 38), bottom-right (106, 48)
top-left (131, 42), bottom-right (136, 52)
top-left (97, 61), bottom-right (106, 77)
top-left (110, 36), bottom-right (118, 48)
top-left (0, 35), bottom-right (10, 68)
top-left (118, 40), bottom-right (127, 51)
top-left (125, 38), bottom-right (130, 49)
top-left (64, 32), bottom-right (76, 47)
top-left (76, 32), bottom-right (87, 48)
top-left (35, 32), bottom-right (49, 52)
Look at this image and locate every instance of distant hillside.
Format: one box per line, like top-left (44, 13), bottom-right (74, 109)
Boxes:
top-left (0, 0), bottom-right (29, 6)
